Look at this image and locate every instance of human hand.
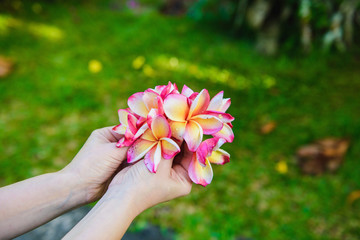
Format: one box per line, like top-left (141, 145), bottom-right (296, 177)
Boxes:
top-left (104, 146), bottom-right (193, 215)
top-left (62, 127), bottom-right (127, 203)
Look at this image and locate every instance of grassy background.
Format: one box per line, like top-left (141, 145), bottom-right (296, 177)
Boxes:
top-left (1, 2), bottom-right (360, 239)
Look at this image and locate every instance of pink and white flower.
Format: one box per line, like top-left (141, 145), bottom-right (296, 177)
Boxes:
top-left (127, 113), bottom-right (180, 173)
top-left (163, 88), bottom-right (224, 151)
top-left (112, 109), bottom-right (144, 147)
top-left (113, 82), bottom-right (234, 186)
top-left (206, 91), bottom-right (235, 143)
top-left (188, 138), bottom-right (230, 187)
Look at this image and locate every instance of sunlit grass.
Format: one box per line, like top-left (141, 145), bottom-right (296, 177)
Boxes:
top-left (0, 14), bottom-right (63, 40)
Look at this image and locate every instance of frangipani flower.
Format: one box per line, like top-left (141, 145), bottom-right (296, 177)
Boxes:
top-left (128, 89), bottom-right (164, 118)
top-left (206, 91), bottom-right (235, 143)
top-left (113, 109), bottom-right (143, 147)
top-left (188, 138), bottom-right (230, 186)
top-left (128, 82), bottom-right (179, 119)
top-left (113, 82), bottom-right (234, 186)
top-left (163, 88), bottom-right (224, 152)
top-left (207, 91), bottom-right (231, 112)
top-left (152, 82), bottom-right (179, 99)
top-left (127, 113), bottom-right (180, 173)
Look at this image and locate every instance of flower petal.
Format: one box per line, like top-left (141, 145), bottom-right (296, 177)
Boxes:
top-left (208, 149), bottom-right (230, 165)
top-left (187, 92), bottom-right (198, 106)
top-left (128, 92), bottom-right (148, 118)
top-left (188, 154), bottom-right (213, 187)
top-left (207, 91), bottom-right (224, 111)
top-left (146, 108), bottom-right (158, 129)
top-left (220, 98), bottom-right (231, 112)
top-left (151, 114), bottom-right (171, 139)
top-left (160, 82), bottom-right (174, 99)
top-left (133, 122), bottom-right (149, 140)
top-left (204, 111), bottom-right (235, 123)
top-left (161, 137), bottom-right (180, 159)
top-left (181, 84), bottom-right (194, 97)
top-left (116, 137), bottom-right (135, 148)
top-left (136, 116), bottom-right (146, 129)
top-left (127, 113), bottom-right (138, 135)
top-left (188, 89), bottom-right (210, 118)
top-left (141, 129), bottom-right (157, 141)
top-left (214, 138), bottom-right (226, 151)
top-left (118, 109), bottom-right (130, 125)
top-left (192, 114), bottom-right (223, 134)
top-left (143, 89), bottom-right (160, 111)
top-left (112, 124), bottom-right (126, 135)
top-left (144, 143), bottom-right (162, 173)
top-left (172, 82), bottom-right (179, 92)
top-left (196, 138), bottom-right (219, 165)
top-left (213, 123), bottom-right (234, 143)
top-left (127, 139), bottom-right (156, 163)
top-left (169, 121), bottom-right (186, 141)
top-left (163, 93), bottom-right (189, 122)
top-left (124, 126), bottom-right (135, 140)
top-left (157, 96), bottom-right (164, 115)
top-left (184, 120), bottom-right (203, 152)
top-left (154, 85), bottom-right (167, 94)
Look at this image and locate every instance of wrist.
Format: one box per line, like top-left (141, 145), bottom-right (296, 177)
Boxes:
top-left (64, 186), bottom-right (139, 239)
top-left (104, 185), bottom-right (148, 217)
top-left (55, 169), bottom-right (90, 206)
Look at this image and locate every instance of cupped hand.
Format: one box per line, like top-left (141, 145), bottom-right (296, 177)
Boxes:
top-left (62, 127), bottom-right (127, 203)
top-left (105, 147), bottom-right (193, 214)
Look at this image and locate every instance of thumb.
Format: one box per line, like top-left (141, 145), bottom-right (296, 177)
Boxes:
top-left (172, 164), bottom-right (192, 197)
top-left (106, 143), bottom-right (128, 163)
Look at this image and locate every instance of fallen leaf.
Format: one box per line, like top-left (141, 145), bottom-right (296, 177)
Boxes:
top-left (275, 160), bottom-right (288, 174)
top-left (0, 56), bottom-right (14, 78)
top-left (260, 121), bottom-right (276, 134)
top-left (88, 60), bottom-right (102, 73)
top-left (132, 56), bottom-right (145, 70)
top-left (347, 190), bottom-right (360, 205)
top-left (143, 64), bottom-right (155, 77)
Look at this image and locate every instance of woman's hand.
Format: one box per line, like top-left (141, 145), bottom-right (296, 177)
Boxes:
top-left (105, 148), bottom-right (193, 215)
top-left (64, 138), bottom-right (193, 240)
top-left (62, 127), bottom-right (127, 203)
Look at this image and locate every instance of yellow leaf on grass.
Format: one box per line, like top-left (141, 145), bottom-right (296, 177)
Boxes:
top-left (88, 60), bottom-right (102, 73)
top-left (132, 56), bottom-right (145, 69)
top-left (143, 64), bottom-right (155, 77)
top-left (276, 160), bottom-right (288, 174)
top-left (347, 190), bottom-right (360, 205)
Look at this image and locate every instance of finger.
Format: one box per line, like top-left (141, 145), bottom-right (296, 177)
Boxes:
top-left (173, 164), bottom-right (191, 183)
top-left (106, 143), bottom-right (128, 163)
top-left (157, 156), bottom-right (174, 173)
top-left (172, 164), bottom-right (192, 196)
top-left (95, 126), bottom-right (123, 143)
top-left (105, 126), bottom-right (124, 142)
top-left (179, 147), bottom-right (193, 171)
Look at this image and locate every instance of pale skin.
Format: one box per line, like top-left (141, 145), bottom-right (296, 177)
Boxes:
top-left (0, 127), bottom-right (192, 240)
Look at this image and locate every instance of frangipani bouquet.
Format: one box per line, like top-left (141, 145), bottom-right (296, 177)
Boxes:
top-left (112, 82), bottom-right (234, 186)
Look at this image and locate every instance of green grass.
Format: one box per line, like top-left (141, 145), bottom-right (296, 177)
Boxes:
top-left (1, 2), bottom-right (360, 239)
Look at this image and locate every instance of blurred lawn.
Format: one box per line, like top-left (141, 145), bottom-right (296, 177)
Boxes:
top-left (1, 2), bottom-right (360, 240)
